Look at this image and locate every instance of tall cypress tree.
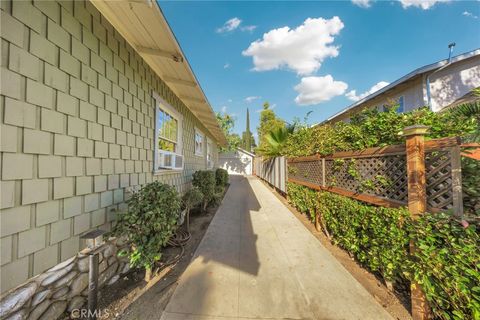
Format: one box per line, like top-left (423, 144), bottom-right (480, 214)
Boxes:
top-left (245, 108), bottom-right (251, 152)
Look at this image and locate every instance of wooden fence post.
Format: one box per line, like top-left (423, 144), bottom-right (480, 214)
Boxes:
top-left (450, 145), bottom-right (464, 218)
top-left (404, 125), bottom-right (431, 320)
top-left (321, 158), bottom-right (326, 187)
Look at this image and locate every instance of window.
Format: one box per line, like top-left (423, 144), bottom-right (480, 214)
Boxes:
top-left (154, 93), bottom-right (183, 172)
top-left (194, 128), bottom-right (204, 156)
top-left (397, 96), bottom-right (405, 113)
top-left (157, 109), bottom-right (178, 152)
top-left (382, 96), bottom-right (404, 113)
top-left (207, 139), bottom-right (213, 169)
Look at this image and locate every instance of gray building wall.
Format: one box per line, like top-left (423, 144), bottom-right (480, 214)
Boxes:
top-left (0, 0), bottom-right (219, 293)
top-left (332, 54), bottom-right (480, 123)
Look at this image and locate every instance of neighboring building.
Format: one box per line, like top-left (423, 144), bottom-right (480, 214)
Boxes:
top-left (219, 148), bottom-right (255, 175)
top-left (323, 49), bottom-right (480, 124)
top-left (0, 0), bottom-right (226, 296)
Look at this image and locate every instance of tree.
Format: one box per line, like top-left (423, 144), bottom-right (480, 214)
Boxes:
top-left (240, 108), bottom-right (256, 152)
top-left (216, 112), bottom-right (241, 152)
top-left (259, 124), bottom-right (295, 157)
top-left (257, 102), bottom-right (285, 154)
top-left (245, 108), bottom-right (251, 151)
top-left (241, 131), bottom-right (256, 151)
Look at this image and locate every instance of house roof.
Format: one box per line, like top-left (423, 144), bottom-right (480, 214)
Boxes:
top-left (320, 48), bottom-right (480, 125)
top-left (90, 0), bottom-right (227, 146)
top-left (237, 148), bottom-right (255, 157)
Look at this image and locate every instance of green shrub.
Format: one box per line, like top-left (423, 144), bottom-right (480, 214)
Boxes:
top-left (410, 213), bottom-right (480, 320)
top-left (113, 182), bottom-right (180, 271)
top-left (462, 156), bottom-right (480, 215)
top-left (287, 182), bottom-right (480, 319)
top-left (192, 170), bottom-right (216, 211)
top-left (182, 186), bottom-right (203, 232)
top-left (284, 107), bottom-right (477, 157)
top-left (215, 168), bottom-right (229, 187)
top-left (182, 186), bottom-right (203, 211)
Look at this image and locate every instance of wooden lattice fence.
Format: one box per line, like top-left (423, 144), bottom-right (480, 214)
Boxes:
top-left (287, 136), bottom-right (463, 215)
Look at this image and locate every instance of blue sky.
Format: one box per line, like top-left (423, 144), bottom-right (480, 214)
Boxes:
top-left (159, 0), bottom-right (480, 139)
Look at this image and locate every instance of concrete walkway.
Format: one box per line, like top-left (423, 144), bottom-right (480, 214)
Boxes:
top-left (160, 176), bottom-right (393, 320)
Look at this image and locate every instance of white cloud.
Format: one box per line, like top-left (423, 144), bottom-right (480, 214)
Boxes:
top-left (216, 18), bottom-right (257, 33)
top-left (244, 96), bottom-right (261, 103)
top-left (352, 0), bottom-right (372, 8)
top-left (227, 99), bottom-right (233, 103)
top-left (346, 81), bottom-right (389, 102)
top-left (221, 106), bottom-right (228, 113)
top-left (398, 0), bottom-right (450, 10)
top-left (216, 17), bottom-right (242, 33)
top-left (223, 63), bottom-right (230, 69)
top-left (241, 25), bottom-right (257, 32)
top-left (294, 75), bottom-right (348, 106)
top-left (242, 17), bottom-right (344, 75)
top-left (463, 11), bottom-right (478, 19)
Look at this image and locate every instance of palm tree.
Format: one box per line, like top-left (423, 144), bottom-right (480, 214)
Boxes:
top-left (260, 124), bottom-right (295, 157)
top-left (451, 89), bottom-right (480, 142)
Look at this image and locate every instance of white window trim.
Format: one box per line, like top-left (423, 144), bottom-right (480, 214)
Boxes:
top-left (153, 92), bottom-right (183, 174)
top-left (194, 127), bottom-right (205, 157)
top-left (206, 137), bottom-right (214, 169)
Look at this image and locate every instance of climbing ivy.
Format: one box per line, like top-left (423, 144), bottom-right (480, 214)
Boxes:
top-left (287, 182), bottom-right (480, 319)
top-left (284, 107), bottom-right (477, 157)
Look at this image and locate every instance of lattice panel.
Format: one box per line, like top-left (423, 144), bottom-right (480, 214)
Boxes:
top-left (288, 160), bottom-right (323, 186)
top-left (324, 155), bottom-right (408, 202)
top-left (288, 149), bottom-right (456, 211)
top-left (425, 150), bottom-right (453, 211)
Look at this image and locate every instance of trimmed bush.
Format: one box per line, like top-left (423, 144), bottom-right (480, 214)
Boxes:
top-left (113, 181), bottom-right (180, 271)
top-left (215, 168), bottom-right (229, 188)
top-left (182, 186), bottom-right (203, 211)
top-left (192, 170), bottom-right (216, 211)
top-left (287, 182), bottom-right (480, 319)
top-left (182, 186), bottom-right (203, 232)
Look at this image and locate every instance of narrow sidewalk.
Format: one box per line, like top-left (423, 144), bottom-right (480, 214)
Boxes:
top-left (160, 175), bottom-right (393, 320)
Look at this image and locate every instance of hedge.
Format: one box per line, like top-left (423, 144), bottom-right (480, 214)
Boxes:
top-left (287, 182), bottom-right (480, 320)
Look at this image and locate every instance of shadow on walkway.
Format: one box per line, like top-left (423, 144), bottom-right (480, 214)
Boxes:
top-left (160, 175), bottom-right (393, 320)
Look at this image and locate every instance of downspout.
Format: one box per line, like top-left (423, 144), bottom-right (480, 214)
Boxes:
top-left (425, 43), bottom-right (456, 110)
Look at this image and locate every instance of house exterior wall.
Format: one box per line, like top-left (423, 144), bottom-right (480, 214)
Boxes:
top-left (430, 55), bottom-right (480, 112)
top-left (332, 55), bottom-right (480, 123)
top-left (0, 0), bottom-right (219, 295)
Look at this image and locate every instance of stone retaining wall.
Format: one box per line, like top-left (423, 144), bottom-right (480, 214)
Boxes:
top-left (0, 239), bottom-right (129, 320)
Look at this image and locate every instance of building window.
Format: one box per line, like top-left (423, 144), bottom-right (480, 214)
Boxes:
top-left (154, 93), bottom-right (183, 171)
top-left (397, 96), bottom-right (405, 113)
top-left (194, 128), bottom-right (204, 156)
top-left (207, 139), bottom-right (213, 169)
top-left (382, 96), bottom-right (405, 113)
top-left (158, 109), bottom-right (178, 152)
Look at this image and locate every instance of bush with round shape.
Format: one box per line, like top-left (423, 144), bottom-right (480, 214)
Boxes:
top-left (112, 181), bottom-right (180, 274)
top-left (215, 168), bottom-right (229, 188)
top-left (182, 187), bottom-right (203, 232)
top-left (192, 170), bottom-right (216, 211)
